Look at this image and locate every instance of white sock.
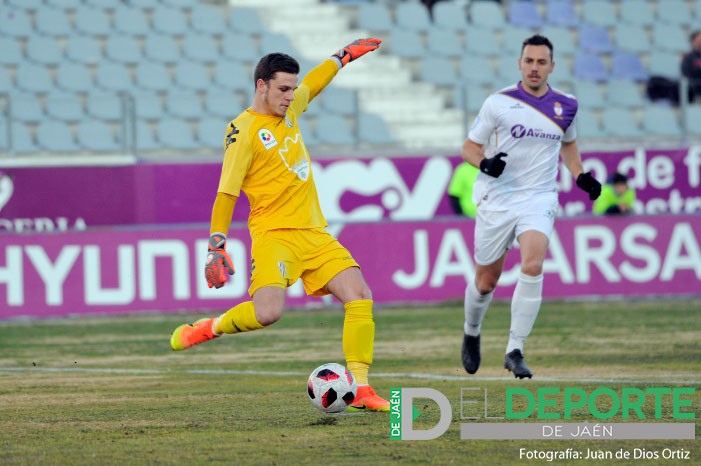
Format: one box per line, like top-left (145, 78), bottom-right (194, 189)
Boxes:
top-left (463, 279), bottom-right (493, 336)
top-left (506, 273), bottom-right (543, 354)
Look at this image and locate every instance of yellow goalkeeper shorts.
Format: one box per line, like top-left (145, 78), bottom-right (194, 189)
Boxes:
top-left (249, 227), bottom-right (359, 297)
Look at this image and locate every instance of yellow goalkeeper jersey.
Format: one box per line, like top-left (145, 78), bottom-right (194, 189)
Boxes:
top-left (217, 59), bottom-right (339, 235)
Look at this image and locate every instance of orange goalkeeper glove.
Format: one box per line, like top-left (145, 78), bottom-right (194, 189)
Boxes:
top-left (332, 38), bottom-right (382, 67)
top-left (205, 233), bottom-right (235, 289)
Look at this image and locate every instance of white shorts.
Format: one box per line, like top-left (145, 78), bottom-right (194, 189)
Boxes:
top-left (474, 198), bottom-right (558, 266)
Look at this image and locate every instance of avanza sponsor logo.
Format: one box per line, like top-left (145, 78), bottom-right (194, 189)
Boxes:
top-left (511, 124), bottom-right (561, 140)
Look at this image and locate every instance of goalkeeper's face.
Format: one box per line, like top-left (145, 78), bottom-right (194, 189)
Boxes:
top-left (258, 72), bottom-right (299, 117)
top-left (518, 45), bottom-right (554, 96)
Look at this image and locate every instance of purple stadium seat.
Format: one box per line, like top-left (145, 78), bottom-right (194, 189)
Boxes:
top-left (573, 54), bottom-right (608, 82)
top-left (508, 1), bottom-right (543, 28)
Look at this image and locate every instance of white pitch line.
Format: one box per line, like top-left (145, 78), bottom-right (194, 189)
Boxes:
top-left (1, 366), bottom-right (700, 385)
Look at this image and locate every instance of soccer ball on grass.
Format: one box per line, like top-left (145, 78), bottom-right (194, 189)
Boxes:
top-left (307, 363), bottom-right (357, 414)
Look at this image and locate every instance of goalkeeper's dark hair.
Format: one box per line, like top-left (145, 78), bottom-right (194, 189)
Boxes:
top-left (254, 53), bottom-right (300, 87)
top-left (521, 34), bottom-right (554, 61)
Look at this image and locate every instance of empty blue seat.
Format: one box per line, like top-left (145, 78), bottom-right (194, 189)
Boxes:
top-left (132, 91), bottom-right (164, 120)
top-left (465, 28), bottom-right (501, 57)
top-left (35, 7), bottom-right (72, 36)
top-left (65, 36), bottom-right (103, 65)
top-left (161, 0), bottom-right (197, 8)
top-left (166, 91), bottom-right (203, 119)
top-left (421, 57), bottom-right (459, 86)
top-left (578, 24), bottom-right (615, 54)
top-left (469, 1), bottom-right (506, 29)
top-left (615, 24), bottom-right (651, 54)
top-left (297, 119), bottom-right (320, 147)
top-left (315, 113), bottom-right (355, 145)
top-left (74, 8), bottom-right (111, 36)
top-left (396, 2), bottom-right (431, 31)
top-left (46, 93), bottom-right (85, 122)
top-left (78, 120), bottom-right (121, 152)
top-left (56, 61), bottom-right (94, 92)
top-left (96, 62), bottom-right (134, 92)
top-left (214, 61), bottom-right (250, 91)
top-left (7, 0), bottom-right (42, 11)
top-left (540, 26), bottom-right (577, 56)
top-left (0, 68), bottom-right (12, 93)
top-left (183, 34), bottom-right (219, 64)
top-left (158, 118), bottom-right (199, 150)
top-left (508, 1), bottom-right (542, 28)
top-left (105, 35), bottom-right (142, 65)
top-left (545, 0), bottom-right (579, 27)
top-left (358, 113), bottom-right (395, 145)
top-left (576, 109), bottom-right (607, 138)
top-left (620, 1), bottom-right (654, 26)
top-left (496, 56), bottom-right (519, 83)
top-left (647, 52), bottom-right (681, 79)
top-left (198, 117), bottom-right (225, 149)
top-left (581, 0), bottom-right (618, 27)
top-left (11, 93), bottom-right (44, 123)
top-left (16, 63), bottom-right (54, 93)
top-left (136, 121), bottom-right (162, 151)
top-left (459, 56), bottom-right (495, 85)
top-left (602, 108), bottom-right (644, 137)
top-left (87, 92), bottom-right (123, 121)
top-left (260, 32), bottom-right (297, 55)
top-left (426, 28), bottom-right (463, 58)
top-left (84, 0), bottom-right (123, 8)
top-left (652, 24), bottom-right (688, 54)
top-left (136, 63), bottom-right (172, 92)
top-left (114, 8), bottom-right (150, 36)
top-left (129, 0), bottom-right (161, 8)
top-left (657, 0), bottom-right (693, 25)
top-left (642, 106), bottom-right (682, 137)
top-left (230, 8), bottom-right (265, 34)
top-left (205, 88), bottom-right (242, 119)
top-left (357, 3), bottom-right (393, 32)
top-left (174, 62), bottom-right (210, 91)
top-left (221, 32), bottom-right (260, 63)
top-left (37, 120), bottom-right (79, 152)
top-left (191, 4), bottom-right (227, 35)
top-left (26, 36), bottom-right (63, 65)
top-left (9, 122), bottom-right (38, 153)
top-left (0, 38), bottom-right (22, 66)
top-left (321, 87), bottom-right (357, 115)
top-left (432, 1), bottom-right (467, 31)
top-left (144, 34), bottom-right (181, 64)
top-left (0, 9), bottom-right (32, 38)
top-left (573, 54), bottom-right (608, 82)
top-left (502, 27), bottom-right (536, 55)
top-left (153, 6), bottom-right (188, 36)
top-left (389, 29), bottom-right (425, 59)
top-left (686, 106), bottom-right (701, 136)
top-left (573, 81), bottom-right (606, 109)
top-left (607, 79), bottom-right (645, 108)
top-left (611, 52), bottom-right (647, 82)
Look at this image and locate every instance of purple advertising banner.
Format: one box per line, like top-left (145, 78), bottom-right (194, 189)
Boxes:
top-left (1, 215), bottom-right (699, 319)
top-left (1, 146), bottom-right (700, 232)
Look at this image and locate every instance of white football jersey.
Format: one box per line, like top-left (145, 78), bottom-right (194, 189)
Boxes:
top-left (468, 82), bottom-right (578, 211)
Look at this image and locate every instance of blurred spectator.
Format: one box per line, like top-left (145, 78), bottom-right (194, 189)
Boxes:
top-left (593, 172), bottom-right (636, 216)
top-left (681, 30), bottom-right (701, 103)
top-left (447, 161), bottom-right (479, 218)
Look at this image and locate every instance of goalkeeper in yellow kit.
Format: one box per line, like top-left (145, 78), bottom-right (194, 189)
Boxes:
top-left (170, 39), bottom-right (389, 411)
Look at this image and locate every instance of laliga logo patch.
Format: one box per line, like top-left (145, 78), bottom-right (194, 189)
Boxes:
top-left (0, 174), bottom-right (13, 213)
top-left (258, 129), bottom-right (278, 150)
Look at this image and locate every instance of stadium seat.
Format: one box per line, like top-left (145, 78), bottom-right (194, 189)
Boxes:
top-left (607, 79), bottom-right (646, 108)
top-left (161, 0), bottom-right (197, 8)
top-left (469, 1), bottom-right (506, 29)
top-left (573, 81), bottom-right (606, 110)
top-left (152, 6), bottom-right (188, 36)
top-left (198, 117), bottom-right (225, 149)
top-left (496, 56), bottom-right (519, 83)
top-left (358, 113), bottom-right (396, 145)
top-left (144, 34), bottom-right (181, 64)
top-left (575, 109), bottom-right (607, 138)
top-left (507, 1), bottom-right (542, 28)
top-left (357, 3), bottom-right (393, 33)
top-left (84, 0), bottom-right (122, 8)
top-left (46, 93), bottom-right (85, 122)
top-left (260, 32), bottom-right (298, 56)
top-left (133, 91), bottom-right (165, 121)
top-left (578, 24), bottom-right (615, 54)
top-left (230, 8), bottom-right (265, 34)
top-left (174, 62), bottom-right (210, 92)
top-left (581, 0), bottom-right (618, 27)
top-left (615, 24), bottom-right (651, 54)
top-left (620, 1), bottom-right (655, 26)
top-left (396, 2), bottom-right (432, 32)
top-left (465, 28), bottom-right (502, 57)
top-left (657, 0), bottom-right (693, 25)
top-left (136, 121), bottom-right (162, 151)
top-left (16, 63), bottom-right (54, 94)
top-left (573, 54), bottom-right (608, 82)
top-left (7, 0), bottom-right (42, 11)
top-left (0, 38), bottom-right (22, 66)
top-left (26, 36), bottom-right (63, 66)
top-left (501, 27), bottom-right (536, 55)
top-left (321, 87), bottom-right (357, 116)
top-left (652, 24), bottom-right (688, 54)
top-left (642, 105), bottom-right (682, 137)
top-left (191, 4), bottom-right (227, 36)
top-left (130, 0), bottom-right (161, 8)
top-left (166, 91), bottom-right (203, 120)
top-left (459, 56), bottom-right (496, 86)
top-left (96, 62), bottom-right (135, 93)
top-left (35, 7), bottom-right (72, 36)
top-left (56, 61), bottom-right (94, 92)
top-left (297, 119), bottom-right (320, 147)
top-left (183, 34), bottom-right (219, 64)
top-left (214, 61), bottom-right (251, 92)
top-left (611, 52), bottom-right (648, 82)
top-left (0, 116), bottom-right (6, 152)
top-left (601, 108), bottom-right (644, 137)
top-left (540, 26), bottom-right (577, 57)
top-left (86, 92), bottom-right (123, 121)
top-left (37, 120), bottom-right (79, 152)
top-left (647, 51), bottom-right (682, 79)
top-left (686, 106), bottom-right (701, 136)
top-left (205, 88), bottom-right (242, 120)
top-left (114, 7), bottom-right (150, 36)
top-left (544, 0), bottom-right (579, 27)
top-left (432, 1), bottom-right (468, 31)
top-left (453, 84), bottom-right (489, 112)
top-left (0, 9), bottom-right (32, 38)
top-left (315, 113), bottom-right (355, 145)
top-left (389, 29), bottom-right (426, 59)
top-left (9, 122), bottom-right (38, 153)
top-left (105, 36), bottom-right (143, 65)
top-left (426, 28), bottom-right (463, 58)
top-left (78, 120), bottom-right (121, 152)
top-left (158, 118), bottom-right (199, 150)
top-left (65, 36), bottom-right (103, 65)
top-left (11, 94), bottom-right (44, 123)
top-left (420, 57), bottom-right (460, 87)
top-left (74, 8), bottom-right (111, 37)
top-left (136, 63), bottom-right (173, 93)
top-left (220, 32), bottom-right (260, 63)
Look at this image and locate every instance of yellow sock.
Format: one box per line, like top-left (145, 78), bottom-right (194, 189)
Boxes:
top-left (214, 301), bottom-right (265, 334)
top-left (343, 299), bottom-right (374, 385)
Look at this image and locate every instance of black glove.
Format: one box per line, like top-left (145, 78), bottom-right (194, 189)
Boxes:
top-left (576, 172), bottom-right (602, 200)
top-left (479, 152), bottom-right (508, 178)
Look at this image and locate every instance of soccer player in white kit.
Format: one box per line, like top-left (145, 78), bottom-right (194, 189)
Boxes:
top-left (460, 35), bottom-right (602, 378)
